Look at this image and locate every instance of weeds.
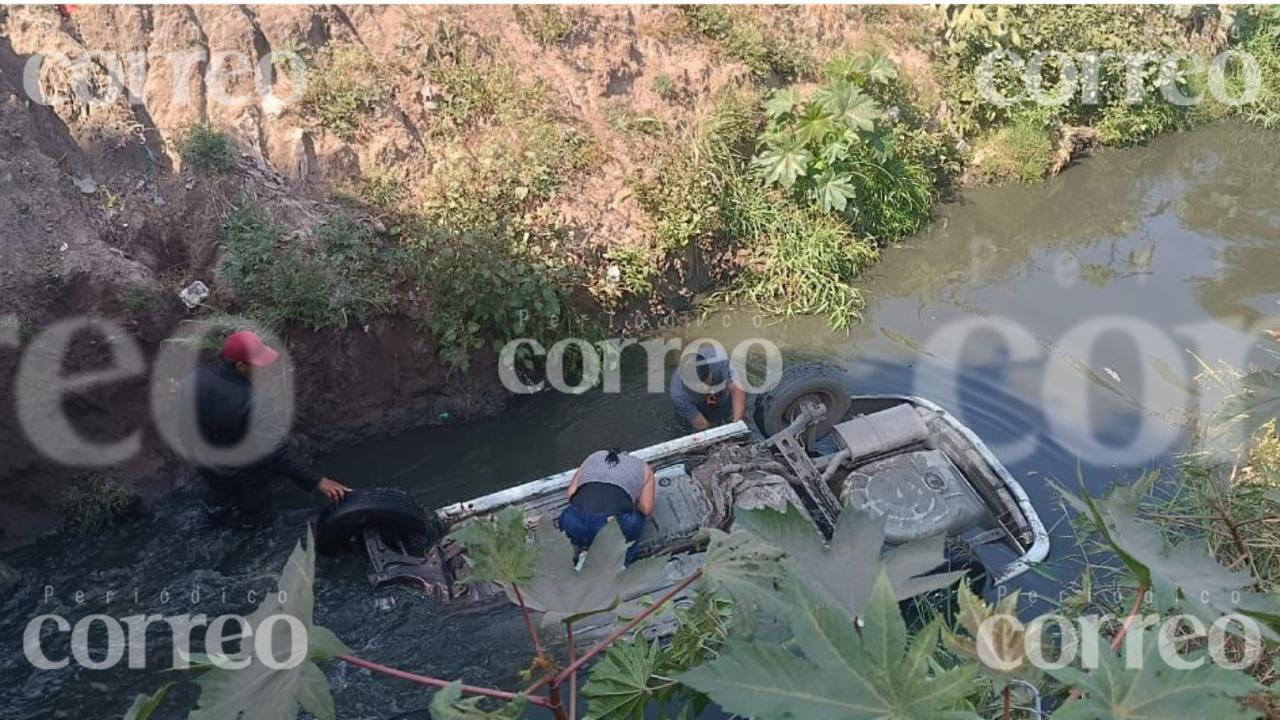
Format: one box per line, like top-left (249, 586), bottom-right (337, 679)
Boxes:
top-left (220, 203), bottom-right (401, 331)
top-left (652, 74), bottom-right (679, 102)
top-left (419, 24), bottom-right (546, 131)
top-left (120, 286), bottom-right (152, 313)
top-left (515, 5), bottom-right (579, 47)
top-left (971, 113), bottom-right (1055, 184)
top-left (679, 5), bottom-right (811, 80)
top-left (59, 475), bottom-right (131, 535)
top-left (597, 244), bottom-right (659, 308)
top-left (181, 124), bottom-right (235, 172)
top-left (302, 45), bottom-right (387, 139)
top-left (358, 170), bottom-right (408, 212)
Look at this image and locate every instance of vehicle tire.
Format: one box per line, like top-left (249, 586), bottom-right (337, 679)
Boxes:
top-left (315, 487), bottom-right (442, 556)
top-left (755, 364), bottom-right (852, 438)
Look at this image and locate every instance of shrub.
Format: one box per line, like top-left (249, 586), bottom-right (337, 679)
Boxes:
top-left (182, 124), bottom-right (235, 172)
top-left (220, 204), bottom-right (401, 331)
top-left (597, 244), bottom-right (659, 307)
top-left (971, 113), bottom-right (1055, 184)
top-left (59, 475), bottom-right (131, 535)
top-left (753, 52), bottom-right (934, 243)
top-left (302, 45), bottom-right (387, 139)
top-left (1228, 6), bottom-right (1280, 128)
top-left (411, 228), bottom-right (577, 370)
top-left (359, 170), bottom-right (408, 211)
top-left (679, 5), bottom-right (811, 80)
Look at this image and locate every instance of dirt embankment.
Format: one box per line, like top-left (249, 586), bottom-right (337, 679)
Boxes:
top-left (0, 5), bottom-right (932, 540)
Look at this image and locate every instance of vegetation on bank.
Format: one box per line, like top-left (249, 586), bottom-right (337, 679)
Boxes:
top-left (206, 6), bottom-right (1280, 369)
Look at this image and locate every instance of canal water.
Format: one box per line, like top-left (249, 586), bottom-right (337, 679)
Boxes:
top-left (3, 123), bottom-right (1278, 718)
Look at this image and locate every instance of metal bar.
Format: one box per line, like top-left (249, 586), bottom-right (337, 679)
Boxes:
top-left (438, 421), bottom-right (752, 524)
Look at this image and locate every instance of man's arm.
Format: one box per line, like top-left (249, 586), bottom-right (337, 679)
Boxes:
top-left (566, 466), bottom-right (584, 499)
top-left (671, 380), bottom-right (709, 430)
top-left (636, 465), bottom-right (656, 516)
top-left (258, 394), bottom-right (349, 501)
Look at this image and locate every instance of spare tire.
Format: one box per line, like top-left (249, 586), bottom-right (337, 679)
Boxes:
top-left (755, 364), bottom-right (852, 438)
top-left (315, 487), bottom-right (443, 556)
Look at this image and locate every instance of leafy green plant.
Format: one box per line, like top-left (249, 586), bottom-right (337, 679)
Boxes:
top-left (184, 530), bottom-right (351, 720)
top-left (58, 474), bottom-right (132, 534)
top-left (358, 170), bottom-right (407, 211)
top-left (120, 285), bottom-right (153, 313)
top-left (302, 45), bottom-right (387, 139)
top-left (182, 124), bottom-right (236, 172)
top-left (597, 244), bottom-right (659, 307)
top-left (220, 203), bottom-right (401, 331)
top-left (753, 53), bottom-right (933, 242)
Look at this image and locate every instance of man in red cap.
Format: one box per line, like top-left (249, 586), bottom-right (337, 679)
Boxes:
top-left (178, 330), bottom-right (350, 526)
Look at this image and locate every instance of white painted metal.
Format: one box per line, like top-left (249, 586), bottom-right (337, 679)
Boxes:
top-left (437, 421), bottom-right (752, 525)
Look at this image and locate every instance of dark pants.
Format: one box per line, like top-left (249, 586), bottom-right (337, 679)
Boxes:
top-left (559, 505), bottom-right (647, 562)
top-left (199, 467), bottom-right (274, 527)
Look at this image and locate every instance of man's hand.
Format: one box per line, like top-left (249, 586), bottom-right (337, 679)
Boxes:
top-left (317, 477), bottom-right (351, 503)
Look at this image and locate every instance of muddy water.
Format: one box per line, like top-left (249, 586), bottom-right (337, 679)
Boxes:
top-left (3, 124), bottom-right (1279, 718)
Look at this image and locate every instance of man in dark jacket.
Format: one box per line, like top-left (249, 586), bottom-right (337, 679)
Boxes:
top-left (179, 330), bottom-right (350, 525)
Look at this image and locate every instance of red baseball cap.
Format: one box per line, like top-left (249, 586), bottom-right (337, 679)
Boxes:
top-left (222, 330), bottom-right (280, 367)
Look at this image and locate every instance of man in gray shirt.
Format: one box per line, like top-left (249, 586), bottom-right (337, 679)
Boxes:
top-left (669, 347), bottom-right (747, 431)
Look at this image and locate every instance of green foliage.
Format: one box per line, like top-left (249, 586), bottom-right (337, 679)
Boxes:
top-left (220, 204), bottom-right (401, 331)
top-left (182, 124), bottom-right (235, 172)
top-left (942, 583), bottom-right (1042, 686)
top-left (58, 475), bottom-right (131, 534)
top-left (449, 506), bottom-right (538, 587)
top-left (733, 503), bottom-right (965, 620)
top-left (1060, 481), bottom-right (1280, 638)
top-left (651, 74), bottom-right (678, 102)
top-left (1229, 7), bottom-right (1280, 128)
top-left (302, 45), bottom-right (387, 139)
top-left (971, 112), bottom-right (1054, 184)
top-left (419, 24), bottom-right (548, 130)
top-left (1214, 368), bottom-right (1280, 454)
top-left (186, 529), bottom-right (351, 720)
top-left (754, 53), bottom-right (934, 242)
top-left (509, 517), bottom-right (666, 626)
top-left (1047, 625), bottom-right (1264, 720)
top-left (680, 5), bottom-right (812, 80)
top-left (122, 683), bottom-right (172, 720)
top-left (598, 244), bottom-right (659, 307)
top-left (580, 639), bottom-right (665, 720)
top-left (633, 89), bottom-right (759, 254)
top-left (413, 228), bottom-right (576, 369)
top-left (358, 170), bottom-right (407, 211)
top-left (720, 176), bottom-right (876, 329)
top-left (514, 5), bottom-right (578, 47)
top-left (681, 572), bottom-right (979, 720)
top-left (935, 5), bottom-right (1210, 144)
top-left (119, 285), bottom-right (153, 313)
top-left (429, 681), bottom-right (528, 720)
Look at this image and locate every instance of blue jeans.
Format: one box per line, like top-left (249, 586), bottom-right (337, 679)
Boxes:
top-left (559, 505), bottom-right (647, 562)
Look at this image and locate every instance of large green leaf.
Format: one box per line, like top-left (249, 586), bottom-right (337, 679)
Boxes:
top-left (1212, 369), bottom-right (1280, 452)
top-left (1047, 626), bottom-right (1263, 720)
top-left (428, 681), bottom-right (528, 720)
top-left (763, 88), bottom-right (803, 119)
top-left (449, 506), bottom-right (537, 586)
top-left (734, 504), bottom-right (965, 621)
top-left (189, 529), bottom-right (352, 720)
top-left (681, 571), bottom-right (980, 720)
top-left (698, 526), bottom-right (785, 607)
top-left (814, 172), bottom-right (857, 213)
top-left (511, 517), bottom-right (665, 626)
top-left (123, 683), bottom-right (173, 720)
top-left (1061, 484), bottom-right (1280, 638)
top-left (754, 137), bottom-right (813, 188)
top-left (580, 638), bottom-right (664, 720)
